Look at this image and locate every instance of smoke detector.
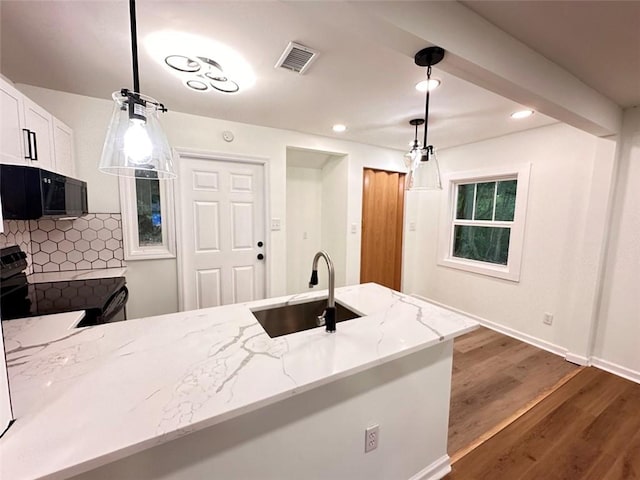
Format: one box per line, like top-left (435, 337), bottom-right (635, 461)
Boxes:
top-left (275, 42), bottom-right (318, 74)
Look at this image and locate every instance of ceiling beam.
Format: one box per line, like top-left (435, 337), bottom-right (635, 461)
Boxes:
top-left (294, 0), bottom-right (621, 137)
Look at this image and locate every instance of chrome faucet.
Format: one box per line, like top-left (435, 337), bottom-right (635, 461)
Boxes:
top-left (308, 250), bottom-right (336, 333)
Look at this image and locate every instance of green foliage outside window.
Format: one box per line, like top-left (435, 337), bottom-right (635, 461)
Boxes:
top-left (453, 179), bottom-right (517, 265)
top-left (135, 170), bottom-right (163, 246)
top-left (454, 226), bottom-right (511, 265)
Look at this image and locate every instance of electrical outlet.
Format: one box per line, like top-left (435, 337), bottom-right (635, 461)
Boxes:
top-left (543, 312), bottom-right (553, 325)
top-left (365, 425), bottom-right (379, 453)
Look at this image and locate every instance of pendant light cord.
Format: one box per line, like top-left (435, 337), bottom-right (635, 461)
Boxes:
top-left (422, 65), bottom-right (432, 151)
top-left (129, 0), bottom-right (140, 93)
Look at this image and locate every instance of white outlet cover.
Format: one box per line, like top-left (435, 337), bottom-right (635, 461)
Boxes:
top-left (365, 424), bottom-right (379, 453)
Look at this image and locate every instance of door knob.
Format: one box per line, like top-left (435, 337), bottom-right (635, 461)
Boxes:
top-left (257, 253), bottom-right (264, 260)
top-left (257, 241), bottom-right (264, 247)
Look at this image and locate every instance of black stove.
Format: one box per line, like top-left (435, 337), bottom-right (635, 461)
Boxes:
top-left (0, 245), bottom-right (128, 327)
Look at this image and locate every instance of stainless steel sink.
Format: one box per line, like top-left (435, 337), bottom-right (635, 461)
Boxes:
top-left (251, 299), bottom-right (361, 338)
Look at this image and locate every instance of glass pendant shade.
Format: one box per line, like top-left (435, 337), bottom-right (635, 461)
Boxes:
top-left (99, 91), bottom-right (176, 179)
top-left (409, 146), bottom-right (441, 190)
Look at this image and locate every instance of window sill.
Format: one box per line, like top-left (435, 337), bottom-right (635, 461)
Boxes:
top-left (438, 256), bottom-right (520, 282)
top-left (124, 247), bottom-right (176, 261)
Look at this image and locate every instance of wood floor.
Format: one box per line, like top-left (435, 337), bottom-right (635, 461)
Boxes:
top-left (447, 366), bottom-right (640, 480)
top-left (448, 327), bottom-right (580, 458)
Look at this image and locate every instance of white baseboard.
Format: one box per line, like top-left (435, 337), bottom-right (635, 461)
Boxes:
top-left (408, 454), bottom-right (451, 480)
top-left (564, 352), bottom-right (591, 366)
top-left (591, 357), bottom-right (640, 385)
top-left (411, 294), bottom-right (568, 358)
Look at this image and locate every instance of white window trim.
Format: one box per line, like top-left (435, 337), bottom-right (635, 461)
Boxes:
top-left (437, 163), bottom-right (531, 282)
top-left (119, 174), bottom-right (176, 260)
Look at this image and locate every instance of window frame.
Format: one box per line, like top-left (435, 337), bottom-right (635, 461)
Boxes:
top-left (119, 174), bottom-right (176, 260)
top-left (437, 164), bottom-right (531, 281)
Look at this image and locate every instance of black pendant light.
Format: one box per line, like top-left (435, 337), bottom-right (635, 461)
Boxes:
top-left (409, 118), bottom-right (424, 154)
top-left (407, 46), bottom-right (445, 190)
top-left (99, 0), bottom-right (175, 179)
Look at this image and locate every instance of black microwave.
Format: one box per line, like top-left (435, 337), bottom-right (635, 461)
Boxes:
top-left (0, 165), bottom-right (88, 219)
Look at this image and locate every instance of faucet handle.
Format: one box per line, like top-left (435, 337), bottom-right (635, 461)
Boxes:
top-left (316, 309), bottom-right (326, 327)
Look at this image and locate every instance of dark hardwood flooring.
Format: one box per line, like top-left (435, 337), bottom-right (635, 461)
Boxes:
top-left (446, 366), bottom-right (640, 480)
top-left (449, 327), bottom-right (580, 458)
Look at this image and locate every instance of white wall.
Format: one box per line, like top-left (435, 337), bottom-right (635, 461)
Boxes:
top-left (17, 85), bottom-right (406, 318)
top-left (321, 156), bottom-right (349, 287)
top-left (286, 166), bottom-right (323, 293)
top-left (593, 107), bottom-right (640, 381)
top-left (405, 123), bottom-right (617, 362)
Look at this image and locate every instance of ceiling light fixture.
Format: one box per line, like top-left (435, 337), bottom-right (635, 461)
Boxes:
top-left (407, 46), bottom-right (445, 190)
top-left (511, 109), bottom-right (534, 119)
top-left (415, 78), bottom-right (441, 92)
top-left (164, 55), bottom-right (240, 94)
top-left (99, 0), bottom-right (174, 179)
top-left (146, 31), bottom-right (256, 92)
top-left (332, 124), bottom-right (347, 133)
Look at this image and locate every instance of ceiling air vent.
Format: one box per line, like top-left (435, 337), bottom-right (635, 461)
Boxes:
top-left (275, 42), bottom-right (318, 74)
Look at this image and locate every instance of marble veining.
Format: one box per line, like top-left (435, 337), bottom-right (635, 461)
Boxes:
top-left (27, 267), bottom-right (127, 283)
top-left (0, 284), bottom-right (477, 480)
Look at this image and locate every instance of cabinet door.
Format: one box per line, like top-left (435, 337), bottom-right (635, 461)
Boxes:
top-left (0, 78), bottom-right (27, 165)
top-left (53, 117), bottom-right (75, 177)
top-left (23, 96), bottom-right (55, 171)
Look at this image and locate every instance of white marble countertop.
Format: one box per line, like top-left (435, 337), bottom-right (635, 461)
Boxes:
top-left (0, 283), bottom-right (477, 480)
top-left (27, 267), bottom-right (127, 283)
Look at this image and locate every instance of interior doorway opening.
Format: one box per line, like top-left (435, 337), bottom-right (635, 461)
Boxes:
top-left (285, 147), bottom-right (348, 295)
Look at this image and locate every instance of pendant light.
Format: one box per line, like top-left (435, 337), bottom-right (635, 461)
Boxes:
top-left (404, 118), bottom-right (424, 189)
top-left (99, 0), bottom-right (175, 180)
top-left (407, 46), bottom-right (445, 190)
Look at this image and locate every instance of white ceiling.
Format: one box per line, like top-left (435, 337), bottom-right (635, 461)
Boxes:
top-left (461, 0), bottom-right (640, 108)
top-left (2, 1), bottom-right (635, 153)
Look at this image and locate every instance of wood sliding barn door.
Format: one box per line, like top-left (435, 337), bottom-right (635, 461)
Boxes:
top-left (360, 168), bottom-right (406, 290)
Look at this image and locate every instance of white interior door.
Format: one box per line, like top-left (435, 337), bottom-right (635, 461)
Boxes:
top-left (178, 154), bottom-right (266, 310)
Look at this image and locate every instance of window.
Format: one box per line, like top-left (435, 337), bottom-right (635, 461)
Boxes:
top-left (438, 164), bottom-right (530, 281)
top-left (119, 170), bottom-right (176, 260)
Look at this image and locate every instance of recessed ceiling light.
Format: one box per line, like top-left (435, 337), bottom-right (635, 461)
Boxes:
top-left (511, 109), bottom-right (534, 119)
top-left (333, 124), bottom-right (347, 133)
top-left (415, 79), bottom-right (441, 92)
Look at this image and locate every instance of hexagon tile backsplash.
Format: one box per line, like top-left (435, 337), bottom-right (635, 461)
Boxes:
top-left (0, 220), bottom-right (33, 273)
top-left (0, 214), bottom-right (125, 274)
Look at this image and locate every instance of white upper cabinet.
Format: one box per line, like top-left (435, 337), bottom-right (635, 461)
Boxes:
top-left (0, 78), bottom-right (27, 165)
top-left (53, 118), bottom-right (75, 177)
top-left (0, 76), bottom-right (76, 177)
top-left (23, 95), bottom-right (55, 171)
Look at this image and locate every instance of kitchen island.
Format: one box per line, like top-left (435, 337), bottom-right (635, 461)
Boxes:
top-left (1, 283), bottom-right (477, 480)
